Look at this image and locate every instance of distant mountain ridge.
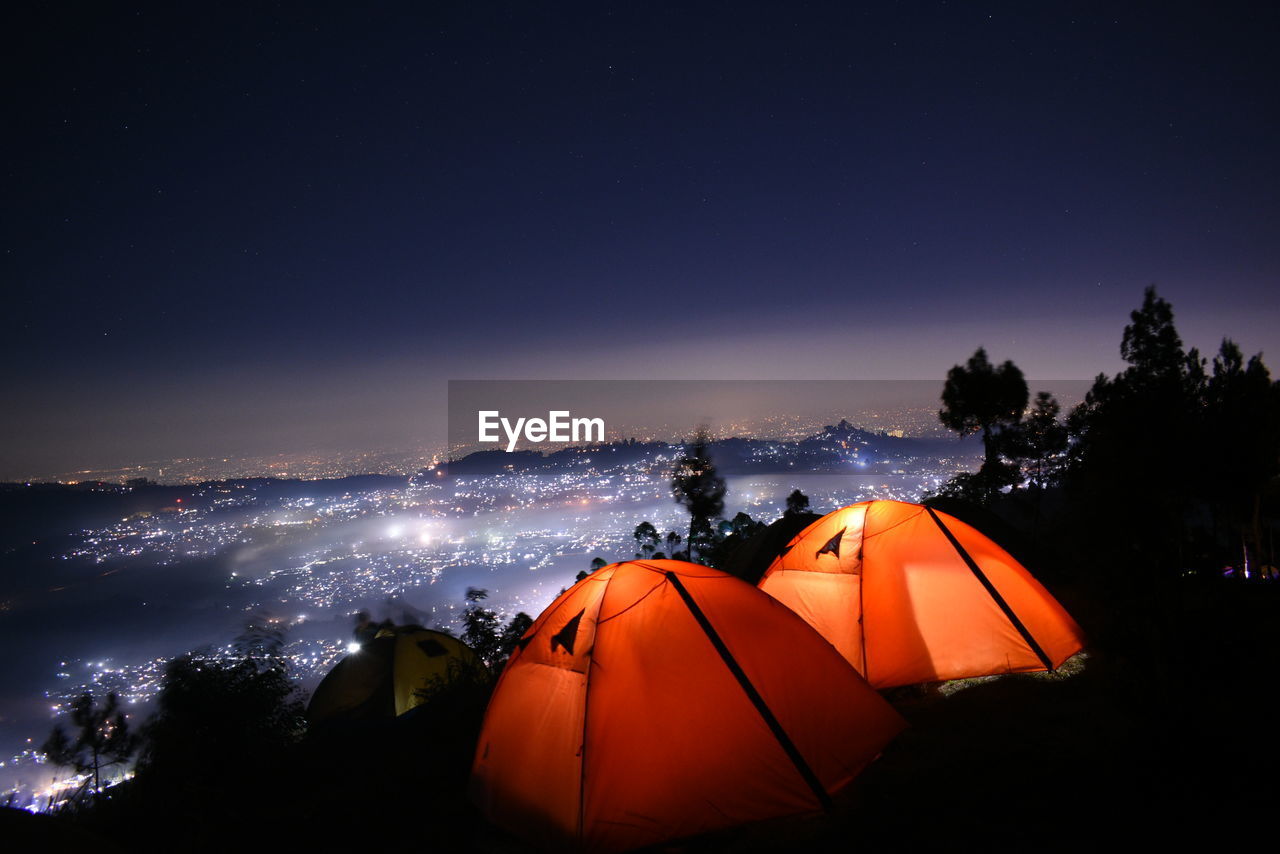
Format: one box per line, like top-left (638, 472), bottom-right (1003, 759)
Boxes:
top-left (429, 420), bottom-right (978, 478)
top-left (0, 421), bottom-right (978, 547)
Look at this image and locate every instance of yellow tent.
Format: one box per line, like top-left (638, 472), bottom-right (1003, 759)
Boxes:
top-left (308, 626), bottom-right (480, 723)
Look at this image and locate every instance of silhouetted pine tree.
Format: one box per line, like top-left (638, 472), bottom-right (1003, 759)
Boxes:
top-left (633, 521), bottom-right (660, 559)
top-left (461, 587), bottom-right (503, 666)
top-left (1002, 392), bottom-right (1068, 490)
top-left (939, 347), bottom-right (1029, 502)
top-left (671, 428), bottom-right (726, 562)
top-left (136, 626), bottom-right (304, 792)
top-left (784, 488), bottom-right (811, 516)
top-left (41, 692), bottom-right (136, 803)
top-left (1065, 286), bottom-right (1207, 577)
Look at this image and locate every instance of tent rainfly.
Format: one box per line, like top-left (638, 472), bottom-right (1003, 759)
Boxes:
top-left (470, 560), bottom-right (905, 853)
top-left (758, 500), bottom-right (1085, 689)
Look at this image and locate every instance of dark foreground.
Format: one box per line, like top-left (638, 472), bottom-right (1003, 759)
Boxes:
top-left (4, 576), bottom-right (1277, 852)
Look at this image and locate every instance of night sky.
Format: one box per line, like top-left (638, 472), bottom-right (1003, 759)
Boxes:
top-left (4, 2), bottom-right (1278, 477)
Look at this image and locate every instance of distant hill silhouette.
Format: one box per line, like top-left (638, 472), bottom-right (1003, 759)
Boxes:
top-left (424, 425), bottom-right (978, 479)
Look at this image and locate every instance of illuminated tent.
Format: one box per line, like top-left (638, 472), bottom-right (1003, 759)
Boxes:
top-left (758, 500), bottom-right (1085, 688)
top-left (307, 625), bottom-right (480, 724)
top-left (471, 560), bottom-right (905, 852)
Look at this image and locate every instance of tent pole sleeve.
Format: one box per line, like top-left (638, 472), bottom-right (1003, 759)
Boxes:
top-left (665, 571), bottom-right (834, 812)
top-left (925, 507), bottom-right (1054, 670)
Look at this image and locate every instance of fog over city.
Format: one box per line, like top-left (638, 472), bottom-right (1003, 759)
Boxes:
top-left (0, 377), bottom-right (1032, 805)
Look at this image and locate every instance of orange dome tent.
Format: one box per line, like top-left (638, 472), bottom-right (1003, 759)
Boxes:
top-left (470, 560), bottom-right (905, 852)
top-left (758, 500), bottom-right (1084, 689)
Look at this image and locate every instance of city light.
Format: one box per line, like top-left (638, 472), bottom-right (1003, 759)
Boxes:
top-left (5, 422), bottom-right (977, 808)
